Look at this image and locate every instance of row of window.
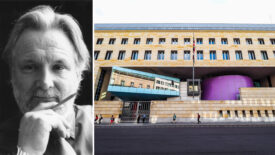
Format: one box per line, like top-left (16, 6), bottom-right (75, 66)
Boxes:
top-left (113, 79), bottom-right (178, 91)
top-left (96, 37), bottom-right (275, 45)
top-left (156, 80), bottom-right (178, 88)
top-left (95, 50), bottom-right (272, 61)
top-left (118, 80), bottom-right (150, 89)
top-left (220, 110), bottom-right (275, 118)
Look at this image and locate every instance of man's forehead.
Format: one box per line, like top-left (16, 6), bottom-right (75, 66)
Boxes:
top-left (13, 29), bottom-right (75, 56)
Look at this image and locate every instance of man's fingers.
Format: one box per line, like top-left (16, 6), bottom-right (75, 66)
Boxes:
top-left (49, 112), bottom-right (71, 138)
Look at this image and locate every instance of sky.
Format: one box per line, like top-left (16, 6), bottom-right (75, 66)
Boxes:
top-left (94, 0), bottom-right (275, 24)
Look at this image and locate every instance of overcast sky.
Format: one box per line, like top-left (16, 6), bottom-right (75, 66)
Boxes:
top-left (94, 0), bottom-right (275, 24)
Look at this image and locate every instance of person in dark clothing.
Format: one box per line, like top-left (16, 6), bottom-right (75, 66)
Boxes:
top-left (197, 113), bottom-right (201, 124)
top-left (137, 114), bottom-right (141, 123)
top-left (99, 114), bottom-right (103, 124)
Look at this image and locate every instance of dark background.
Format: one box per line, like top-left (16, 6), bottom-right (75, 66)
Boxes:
top-left (0, 0), bottom-right (93, 122)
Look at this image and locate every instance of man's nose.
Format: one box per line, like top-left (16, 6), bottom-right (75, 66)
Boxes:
top-left (36, 68), bottom-right (54, 90)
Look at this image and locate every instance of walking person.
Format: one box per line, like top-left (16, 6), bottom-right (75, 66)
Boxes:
top-left (142, 114), bottom-right (146, 123)
top-left (95, 115), bottom-right (98, 124)
top-left (110, 115), bottom-right (115, 125)
top-left (99, 114), bottom-right (103, 124)
top-left (197, 113), bottom-right (201, 124)
top-left (173, 113), bottom-right (176, 124)
top-left (137, 114), bottom-right (141, 123)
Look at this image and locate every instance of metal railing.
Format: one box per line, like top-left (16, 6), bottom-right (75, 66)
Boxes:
top-left (121, 101), bottom-right (151, 123)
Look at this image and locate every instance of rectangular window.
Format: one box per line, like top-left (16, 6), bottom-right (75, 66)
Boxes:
top-left (105, 51), bottom-right (112, 60)
top-left (110, 78), bottom-right (114, 85)
top-left (261, 51), bottom-right (268, 60)
top-left (144, 50), bottom-right (152, 60)
top-left (227, 110), bottom-right (231, 117)
top-left (171, 38), bottom-right (178, 44)
top-left (235, 51), bottom-right (243, 60)
top-left (250, 110), bottom-right (254, 117)
top-left (171, 50), bottom-right (178, 60)
top-left (209, 38), bottom-right (215, 44)
top-left (273, 51), bottom-right (275, 58)
top-left (265, 110), bottom-right (269, 117)
top-left (257, 110), bottom-right (261, 117)
top-left (157, 50), bottom-right (164, 60)
top-left (118, 50), bottom-right (125, 60)
top-left (196, 38), bottom-right (203, 44)
top-left (109, 38), bottom-right (116, 44)
top-left (147, 85), bottom-right (150, 89)
top-left (233, 38), bottom-right (240, 45)
top-left (270, 39), bottom-right (275, 45)
top-left (242, 110), bottom-right (246, 117)
top-left (121, 80), bottom-right (125, 86)
top-left (258, 38), bottom-right (265, 45)
top-left (94, 51), bottom-right (100, 60)
top-left (184, 50), bottom-right (191, 60)
top-left (184, 38), bottom-right (190, 44)
top-left (222, 51), bottom-right (230, 60)
top-left (210, 50), bottom-right (216, 60)
top-left (146, 38), bottom-right (153, 44)
top-left (221, 38), bottom-right (228, 45)
top-left (130, 82), bottom-right (134, 87)
top-left (139, 84), bottom-right (143, 88)
top-left (235, 110), bottom-right (238, 117)
top-left (131, 51), bottom-right (138, 60)
top-left (121, 38), bottom-right (128, 44)
top-left (159, 38), bottom-right (165, 44)
top-left (133, 38), bottom-right (140, 44)
top-left (96, 38), bottom-right (103, 44)
top-left (246, 38), bottom-right (253, 45)
top-left (197, 51), bottom-right (203, 60)
top-left (248, 50), bottom-right (256, 60)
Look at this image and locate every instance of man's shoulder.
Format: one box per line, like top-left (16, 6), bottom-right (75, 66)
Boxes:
top-left (0, 115), bottom-right (21, 153)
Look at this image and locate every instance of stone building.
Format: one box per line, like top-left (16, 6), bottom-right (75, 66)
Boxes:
top-left (94, 23), bottom-right (275, 123)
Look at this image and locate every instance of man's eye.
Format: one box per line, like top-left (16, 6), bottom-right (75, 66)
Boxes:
top-left (53, 64), bottom-right (65, 71)
top-left (22, 65), bottom-right (35, 72)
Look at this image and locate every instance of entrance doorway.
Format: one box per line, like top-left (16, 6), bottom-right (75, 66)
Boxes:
top-left (121, 101), bottom-right (151, 122)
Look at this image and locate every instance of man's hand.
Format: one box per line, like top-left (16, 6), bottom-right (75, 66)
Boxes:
top-left (17, 102), bottom-right (71, 155)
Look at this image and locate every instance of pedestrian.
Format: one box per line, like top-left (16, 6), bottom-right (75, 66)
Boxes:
top-left (137, 114), bottom-right (141, 123)
top-left (142, 114), bottom-right (146, 123)
top-left (95, 115), bottom-right (98, 124)
top-left (173, 113), bottom-right (176, 123)
top-left (99, 114), bottom-right (103, 124)
top-left (117, 114), bottom-right (121, 124)
top-left (110, 115), bottom-right (115, 125)
top-left (197, 113), bottom-right (201, 124)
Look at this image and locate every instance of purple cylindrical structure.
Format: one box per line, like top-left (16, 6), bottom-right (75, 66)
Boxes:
top-left (201, 75), bottom-right (253, 100)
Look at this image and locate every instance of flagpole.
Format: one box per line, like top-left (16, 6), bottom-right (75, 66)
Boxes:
top-left (192, 32), bottom-right (195, 99)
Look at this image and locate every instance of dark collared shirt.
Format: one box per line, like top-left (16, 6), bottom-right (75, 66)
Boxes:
top-left (0, 105), bottom-right (93, 155)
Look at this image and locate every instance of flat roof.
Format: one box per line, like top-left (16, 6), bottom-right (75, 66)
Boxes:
top-left (95, 23), bottom-right (275, 31)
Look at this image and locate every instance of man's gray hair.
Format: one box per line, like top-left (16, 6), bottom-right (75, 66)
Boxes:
top-left (2, 5), bottom-right (90, 72)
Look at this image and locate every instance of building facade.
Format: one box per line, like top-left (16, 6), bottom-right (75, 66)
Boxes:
top-left (94, 23), bottom-right (275, 123)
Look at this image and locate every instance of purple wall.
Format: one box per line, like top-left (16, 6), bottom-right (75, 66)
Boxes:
top-left (201, 75), bottom-right (253, 100)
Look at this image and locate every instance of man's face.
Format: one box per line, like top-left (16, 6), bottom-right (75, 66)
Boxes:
top-left (11, 28), bottom-right (81, 114)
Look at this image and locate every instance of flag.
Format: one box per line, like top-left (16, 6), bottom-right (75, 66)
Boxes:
top-left (193, 37), bottom-right (195, 64)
